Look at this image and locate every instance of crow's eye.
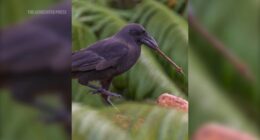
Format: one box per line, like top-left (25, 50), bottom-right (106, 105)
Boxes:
top-left (129, 30), bottom-right (142, 36)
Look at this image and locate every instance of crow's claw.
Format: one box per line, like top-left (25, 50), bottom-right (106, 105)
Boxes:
top-left (105, 91), bottom-right (122, 98)
top-left (97, 88), bottom-right (122, 98)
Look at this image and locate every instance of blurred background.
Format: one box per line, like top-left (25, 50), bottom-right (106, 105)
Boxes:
top-left (189, 0), bottom-right (260, 139)
top-left (0, 0), bottom-right (70, 140)
top-left (72, 0), bottom-right (188, 140)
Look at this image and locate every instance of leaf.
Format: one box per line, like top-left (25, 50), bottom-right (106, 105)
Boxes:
top-left (155, 0), bottom-right (188, 13)
top-left (72, 0), bottom-right (126, 38)
top-left (0, 91), bottom-right (66, 140)
top-left (72, 103), bottom-right (130, 140)
top-left (72, 21), bottom-right (97, 51)
top-left (189, 50), bottom-right (260, 136)
top-left (190, 0), bottom-right (260, 125)
top-left (72, 102), bottom-right (188, 140)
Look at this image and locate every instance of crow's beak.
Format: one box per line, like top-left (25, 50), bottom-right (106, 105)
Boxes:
top-left (142, 35), bottom-right (184, 75)
top-left (141, 35), bottom-right (159, 50)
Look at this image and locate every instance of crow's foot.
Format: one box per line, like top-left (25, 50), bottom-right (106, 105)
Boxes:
top-left (96, 88), bottom-right (122, 98)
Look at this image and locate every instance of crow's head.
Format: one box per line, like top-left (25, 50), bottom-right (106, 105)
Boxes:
top-left (116, 23), bottom-right (184, 74)
top-left (116, 23), bottom-right (158, 50)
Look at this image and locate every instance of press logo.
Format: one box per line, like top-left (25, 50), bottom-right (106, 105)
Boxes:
top-left (27, 9), bottom-right (67, 15)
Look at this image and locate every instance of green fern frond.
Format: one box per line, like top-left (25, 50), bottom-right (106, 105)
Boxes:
top-left (189, 50), bottom-right (260, 136)
top-left (72, 103), bottom-right (188, 140)
top-left (72, 21), bottom-right (97, 51)
top-left (72, 103), bottom-right (131, 140)
top-left (72, 0), bottom-right (126, 39)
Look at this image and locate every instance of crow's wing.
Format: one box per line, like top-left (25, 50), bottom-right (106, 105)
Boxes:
top-left (72, 51), bottom-right (104, 71)
top-left (72, 40), bottom-right (128, 72)
top-left (0, 25), bottom-right (70, 73)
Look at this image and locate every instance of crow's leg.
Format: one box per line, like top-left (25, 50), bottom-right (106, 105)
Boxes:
top-left (101, 78), bottom-right (113, 105)
top-left (78, 78), bottom-right (121, 104)
top-left (86, 83), bottom-right (121, 97)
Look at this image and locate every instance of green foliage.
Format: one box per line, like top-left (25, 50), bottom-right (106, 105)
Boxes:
top-left (72, 21), bottom-right (97, 51)
top-left (72, 103), bottom-right (188, 140)
top-left (72, 0), bottom-right (126, 38)
top-left (72, 103), bottom-right (131, 140)
top-left (190, 0), bottom-right (260, 137)
top-left (0, 91), bottom-right (66, 140)
top-left (155, 0), bottom-right (187, 13)
top-left (189, 51), bottom-right (259, 135)
top-left (190, 0), bottom-right (259, 106)
top-left (0, 0), bottom-right (59, 27)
